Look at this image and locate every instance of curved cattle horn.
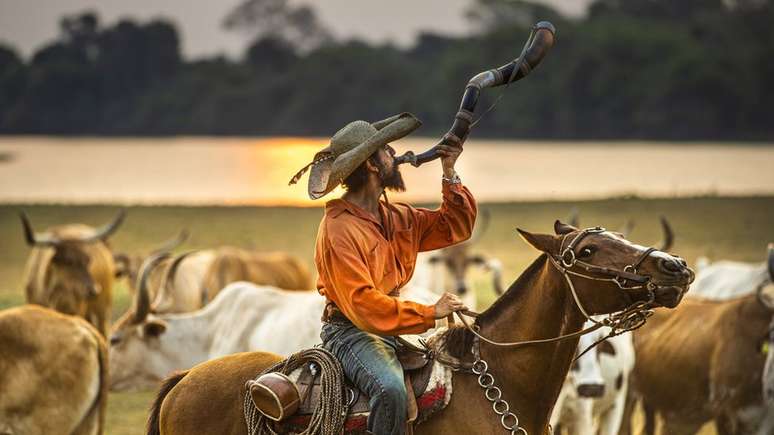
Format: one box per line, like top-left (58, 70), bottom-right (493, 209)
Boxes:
top-left (161, 251), bottom-right (197, 292)
top-left (133, 252), bottom-right (170, 323)
top-left (757, 282), bottom-right (774, 311)
top-left (565, 207), bottom-right (580, 228)
top-left (150, 229), bottom-right (190, 255)
top-left (768, 243), bottom-right (773, 282)
top-left (469, 209), bottom-right (491, 244)
top-left (83, 209), bottom-right (126, 243)
top-left (658, 216), bottom-right (674, 251)
top-left (19, 212), bottom-right (60, 247)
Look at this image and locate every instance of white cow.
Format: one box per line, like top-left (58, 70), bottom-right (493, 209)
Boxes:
top-left (109, 279), bottom-right (441, 391)
top-left (690, 245), bottom-right (772, 300)
top-left (550, 321), bottom-right (635, 435)
top-left (405, 209), bottom-right (504, 310)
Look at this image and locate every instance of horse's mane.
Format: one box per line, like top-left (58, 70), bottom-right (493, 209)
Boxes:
top-left (438, 254), bottom-right (548, 360)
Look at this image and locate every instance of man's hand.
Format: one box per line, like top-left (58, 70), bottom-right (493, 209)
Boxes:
top-left (433, 292), bottom-right (468, 319)
top-left (436, 135), bottom-right (463, 178)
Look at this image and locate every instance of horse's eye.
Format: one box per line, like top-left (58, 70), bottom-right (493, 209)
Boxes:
top-left (579, 246), bottom-right (595, 258)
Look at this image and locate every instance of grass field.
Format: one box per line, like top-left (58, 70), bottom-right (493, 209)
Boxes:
top-left (2, 196), bottom-right (773, 434)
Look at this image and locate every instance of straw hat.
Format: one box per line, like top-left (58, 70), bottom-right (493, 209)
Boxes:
top-left (288, 113), bottom-right (422, 200)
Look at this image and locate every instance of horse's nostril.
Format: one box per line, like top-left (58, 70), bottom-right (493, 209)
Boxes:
top-left (659, 258), bottom-right (683, 273)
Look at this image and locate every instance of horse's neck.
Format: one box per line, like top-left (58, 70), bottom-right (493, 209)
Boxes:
top-left (477, 255), bottom-right (586, 432)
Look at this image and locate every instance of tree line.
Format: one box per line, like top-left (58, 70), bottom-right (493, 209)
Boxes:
top-left (0, 0), bottom-right (771, 140)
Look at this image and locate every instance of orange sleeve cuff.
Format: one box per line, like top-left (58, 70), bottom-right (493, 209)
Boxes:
top-left (421, 303), bottom-right (436, 329)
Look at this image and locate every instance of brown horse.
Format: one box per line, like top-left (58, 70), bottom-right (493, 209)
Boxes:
top-left (147, 221), bottom-right (694, 435)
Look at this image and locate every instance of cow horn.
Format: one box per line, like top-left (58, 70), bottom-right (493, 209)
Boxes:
top-left (19, 212), bottom-right (60, 246)
top-left (658, 216), bottom-right (674, 251)
top-left (150, 229), bottom-right (190, 255)
top-left (757, 281), bottom-right (774, 311)
top-left (566, 207), bottom-right (580, 228)
top-left (768, 243), bottom-right (773, 282)
top-left (469, 209), bottom-right (490, 244)
top-left (161, 251), bottom-right (197, 292)
top-left (83, 209), bottom-right (126, 243)
top-left (133, 252), bottom-right (170, 323)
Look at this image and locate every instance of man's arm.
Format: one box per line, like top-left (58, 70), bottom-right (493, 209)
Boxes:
top-left (321, 235), bottom-right (459, 336)
top-left (412, 139), bottom-right (478, 251)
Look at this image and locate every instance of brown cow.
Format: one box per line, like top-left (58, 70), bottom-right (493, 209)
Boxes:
top-left (20, 210), bottom-right (124, 336)
top-left (0, 305), bottom-right (108, 435)
top-left (199, 247), bottom-right (313, 301)
top-left (626, 285), bottom-right (774, 435)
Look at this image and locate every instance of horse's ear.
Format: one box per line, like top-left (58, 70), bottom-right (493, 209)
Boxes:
top-left (517, 228), bottom-right (559, 253)
top-left (554, 220), bottom-right (577, 235)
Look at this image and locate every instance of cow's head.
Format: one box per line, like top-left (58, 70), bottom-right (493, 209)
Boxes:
top-left (426, 210), bottom-right (504, 301)
top-left (109, 252), bottom-right (189, 391)
top-left (518, 220), bottom-right (694, 314)
top-left (761, 245), bottom-right (774, 403)
top-left (569, 324), bottom-right (606, 399)
top-left (21, 211), bottom-right (124, 316)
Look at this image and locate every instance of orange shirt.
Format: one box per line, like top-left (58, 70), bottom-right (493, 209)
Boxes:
top-left (314, 182), bottom-right (477, 336)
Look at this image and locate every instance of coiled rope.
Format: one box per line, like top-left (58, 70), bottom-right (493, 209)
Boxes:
top-left (244, 347), bottom-right (348, 435)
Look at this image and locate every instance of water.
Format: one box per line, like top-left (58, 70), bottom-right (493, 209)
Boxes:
top-left (1, 136), bottom-right (772, 205)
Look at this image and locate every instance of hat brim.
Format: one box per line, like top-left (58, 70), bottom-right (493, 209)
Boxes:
top-left (308, 112), bottom-right (421, 199)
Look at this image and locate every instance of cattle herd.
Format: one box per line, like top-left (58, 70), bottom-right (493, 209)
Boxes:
top-left (0, 210), bottom-right (773, 435)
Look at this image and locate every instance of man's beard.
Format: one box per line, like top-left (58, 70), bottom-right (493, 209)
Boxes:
top-left (378, 162), bottom-right (406, 192)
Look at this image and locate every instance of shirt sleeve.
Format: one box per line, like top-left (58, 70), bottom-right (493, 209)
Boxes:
top-left (320, 235), bottom-right (436, 336)
top-left (413, 181), bottom-right (478, 252)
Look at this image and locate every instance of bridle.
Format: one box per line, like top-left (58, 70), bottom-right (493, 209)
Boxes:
top-left (454, 226), bottom-right (666, 349)
top-left (447, 227), bottom-right (674, 435)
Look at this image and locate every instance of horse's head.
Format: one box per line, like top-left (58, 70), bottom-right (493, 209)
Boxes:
top-left (517, 220), bottom-right (694, 315)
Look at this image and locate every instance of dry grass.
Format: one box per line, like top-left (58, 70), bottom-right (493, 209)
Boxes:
top-left (1, 196), bottom-right (772, 434)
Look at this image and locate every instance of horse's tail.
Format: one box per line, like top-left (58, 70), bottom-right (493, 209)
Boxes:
top-left (146, 370), bottom-right (188, 435)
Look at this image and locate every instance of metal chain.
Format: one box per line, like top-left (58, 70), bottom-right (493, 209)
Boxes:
top-left (471, 358), bottom-right (528, 435)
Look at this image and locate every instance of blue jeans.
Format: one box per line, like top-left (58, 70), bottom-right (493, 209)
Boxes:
top-left (320, 321), bottom-right (407, 435)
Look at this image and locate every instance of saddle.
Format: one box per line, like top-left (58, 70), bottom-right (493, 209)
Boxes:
top-left (246, 335), bottom-right (454, 435)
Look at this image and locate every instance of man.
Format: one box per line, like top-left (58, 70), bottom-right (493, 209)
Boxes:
top-left (289, 112), bottom-right (477, 435)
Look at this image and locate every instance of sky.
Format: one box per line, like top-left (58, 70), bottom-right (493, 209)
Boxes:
top-left (0, 0), bottom-right (593, 60)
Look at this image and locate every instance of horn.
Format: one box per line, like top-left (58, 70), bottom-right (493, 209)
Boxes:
top-left (150, 229), bottom-right (190, 255)
top-left (658, 216), bottom-right (674, 251)
top-left (768, 243), bottom-right (773, 282)
top-left (469, 208), bottom-right (491, 244)
top-left (133, 252), bottom-right (170, 323)
top-left (618, 220), bottom-right (635, 238)
top-left (19, 212), bottom-right (59, 247)
top-left (757, 282), bottom-right (774, 311)
top-left (566, 207), bottom-right (580, 228)
top-left (161, 251), bottom-right (197, 292)
top-left (83, 209), bottom-right (126, 243)
top-left (152, 251), bottom-right (199, 309)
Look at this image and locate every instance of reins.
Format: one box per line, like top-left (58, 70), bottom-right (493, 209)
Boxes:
top-left (450, 227), bottom-right (660, 350)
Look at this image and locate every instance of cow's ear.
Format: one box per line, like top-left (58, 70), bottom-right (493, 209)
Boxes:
top-left (114, 253), bottom-right (130, 278)
top-left (143, 318), bottom-right (168, 338)
top-left (517, 228), bottom-right (559, 254)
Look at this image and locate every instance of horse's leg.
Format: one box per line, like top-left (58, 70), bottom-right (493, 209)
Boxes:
top-left (155, 352), bottom-right (283, 435)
